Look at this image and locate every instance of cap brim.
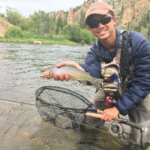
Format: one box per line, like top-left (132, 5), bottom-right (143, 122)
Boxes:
top-left (84, 9), bottom-right (109, 24)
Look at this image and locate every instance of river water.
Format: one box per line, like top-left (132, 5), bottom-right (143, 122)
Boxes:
top-left (0, 42), bottom-right (149, 150)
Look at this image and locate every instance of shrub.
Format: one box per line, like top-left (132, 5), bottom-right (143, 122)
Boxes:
top-left (5, 26), bottom-right (24, 38)
top-left (62, 24), bottom-right (82, 43)
top-left (81, 29), bottom-right (97, 44)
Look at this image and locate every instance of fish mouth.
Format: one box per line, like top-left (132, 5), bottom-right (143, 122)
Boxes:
top-left (40, 70), bottom-right (51, 78)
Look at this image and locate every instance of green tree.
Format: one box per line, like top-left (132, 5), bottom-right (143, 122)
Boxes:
top-left (5, 26), bottom-right (24, 38)
top-left (56, 16), bottom-right (64, 34)
top-left (63, 24), bottom-right (82, 42)
top-left (79, 9), bottom-right (86, 29)
top-left (81, 29), bottom-right (97, 44)
top-left (31, 13), bottom-right (42, 35)
top-left (147, 10), bottom-right (150, 24)
top-left (147, 25), bottom-right (150, 38)
top-left (141, 15), bottom-right (147, 28)
top-left (134, 22), bottom-right (141, 32)
top-left (6, 10), bottom-right (23, 26)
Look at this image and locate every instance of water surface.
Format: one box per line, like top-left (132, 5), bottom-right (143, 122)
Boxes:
top-left (0, 42), bottom-right (149, 150)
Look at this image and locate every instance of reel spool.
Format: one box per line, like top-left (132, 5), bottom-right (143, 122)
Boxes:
top-left (109, 121), bottom-right (123, 136)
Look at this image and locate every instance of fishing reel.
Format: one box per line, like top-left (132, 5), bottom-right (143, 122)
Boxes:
top-left (109, 121), bottom-right (123, 136)
top-left (105, 96), bottom-right (116, 108)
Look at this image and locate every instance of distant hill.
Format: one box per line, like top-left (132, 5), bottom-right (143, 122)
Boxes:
top-left (1, 0), bottom-right (150, 39)
top-left (0, 17), bottom-right (10, 37)
top-left (54, 0), bottom-right (150, 38)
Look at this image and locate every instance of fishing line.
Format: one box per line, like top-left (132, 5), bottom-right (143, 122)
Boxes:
top-left (0, 98), bottom-right (35, 106)
top-left (0, 98), bottom-right (110, 134)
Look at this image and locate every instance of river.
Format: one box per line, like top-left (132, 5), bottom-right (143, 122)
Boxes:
top-left (0, 42), bottom-right (149, 150)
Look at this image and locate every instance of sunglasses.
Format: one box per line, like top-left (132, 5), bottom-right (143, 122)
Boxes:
top-left (88, 16), bottom-right (114, 28)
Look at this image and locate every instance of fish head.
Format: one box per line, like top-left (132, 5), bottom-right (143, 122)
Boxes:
top-left (40, 69), bottom-right (51, 78)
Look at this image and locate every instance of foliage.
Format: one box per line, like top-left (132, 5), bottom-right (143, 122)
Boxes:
top-left (141, 15), bottom-right (147, 28)
top-left (56, 16), bottom-right (65, 34)
top-left (6, 10), bottom-right (23, 26)
top-left (5, 0), bottom-right (150, 44)
top-left (29, 13), bottom-right (55, 36)
top-left (79, 9), bottom-right (86, 29)
top-left (147, 25), bottom-right (150, 38)
top-left (0, 13), bottom-right (5, 18)
top-left (81, 29), bottom-right (97, 44)
top-left (5, 26), bottom-right (24, 38)
top-left (62, 24), bottom-right (82, 42)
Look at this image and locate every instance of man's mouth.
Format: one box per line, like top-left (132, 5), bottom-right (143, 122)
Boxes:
top-left (97, 30), bottom-right (106, 36)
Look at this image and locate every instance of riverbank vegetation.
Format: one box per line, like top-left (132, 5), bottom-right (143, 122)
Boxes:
top-left (1, 0), bottom-right (150, 44)
top-left (0, 3), bottom-right (97, 45)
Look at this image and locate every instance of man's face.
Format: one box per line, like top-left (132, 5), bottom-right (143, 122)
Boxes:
top-left (87, 14), bottom-right (117, 41)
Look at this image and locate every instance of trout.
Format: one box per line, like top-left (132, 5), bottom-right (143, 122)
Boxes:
top-left (41, 65), bottom-right (103, 90)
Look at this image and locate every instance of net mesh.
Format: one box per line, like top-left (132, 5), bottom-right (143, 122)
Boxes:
top-left (35, 86), bottom-right (94, 129)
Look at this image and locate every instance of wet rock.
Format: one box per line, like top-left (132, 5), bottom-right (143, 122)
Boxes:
top-left (13, 131), bottom-right (30, 143)
top-left (36, 138), bottom-right (44, 145)
top-left (33, 41), bottom-right (42, 44)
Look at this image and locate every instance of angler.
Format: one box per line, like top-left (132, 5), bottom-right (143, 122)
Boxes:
top-left (42, 1), bottom-right (150, 149)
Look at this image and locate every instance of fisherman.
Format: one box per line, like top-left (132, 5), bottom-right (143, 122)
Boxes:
top-left (42, 1), bottom-right (150, 148)
top-left (80, 40), bottom-right (84, 46)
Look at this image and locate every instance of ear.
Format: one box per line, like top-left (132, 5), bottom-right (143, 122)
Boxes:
top-left (112, 17), bottom-right (117, 25)
top-left (87, 26), bottom-right (93, 33)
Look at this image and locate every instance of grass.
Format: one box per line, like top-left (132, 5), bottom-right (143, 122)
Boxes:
top-left (0, 37), bottom-right (81, 45)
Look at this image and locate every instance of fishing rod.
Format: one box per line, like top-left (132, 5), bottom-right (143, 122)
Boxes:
top-left (86, 112), bottom-right (146, 150)
top-left (86, 112), bottom-right (147, 134)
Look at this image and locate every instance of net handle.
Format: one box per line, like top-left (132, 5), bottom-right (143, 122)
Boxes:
top-left (86, 112), bottom-right (147, 132)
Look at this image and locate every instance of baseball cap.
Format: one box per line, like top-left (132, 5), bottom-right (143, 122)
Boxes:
top-left (84, 1), bottom-right (114, 24)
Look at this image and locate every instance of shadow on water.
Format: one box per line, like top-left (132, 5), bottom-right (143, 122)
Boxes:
top-left (0, 42), bottom-right (150, 150)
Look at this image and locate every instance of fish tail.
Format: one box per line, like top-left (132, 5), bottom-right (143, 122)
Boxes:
top-left (91, 78), bottom-right (103, 90)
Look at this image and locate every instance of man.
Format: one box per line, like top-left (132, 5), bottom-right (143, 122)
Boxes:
top-left (42, 1), bottom-right (150, 147)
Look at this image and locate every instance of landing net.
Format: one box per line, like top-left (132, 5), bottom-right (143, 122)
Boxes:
top-left (35, 86), bottom-right (95, 129)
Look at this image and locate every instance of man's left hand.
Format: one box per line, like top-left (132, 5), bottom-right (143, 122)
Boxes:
top-left (101, 107), bottom-right (119, 122)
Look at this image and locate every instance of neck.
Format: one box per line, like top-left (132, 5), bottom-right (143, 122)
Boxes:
top-left (99, 29), bottom-right (116, 52)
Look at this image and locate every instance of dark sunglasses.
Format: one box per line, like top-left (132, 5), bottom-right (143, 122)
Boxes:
top-left (88, 16), bottom-right (114, 28)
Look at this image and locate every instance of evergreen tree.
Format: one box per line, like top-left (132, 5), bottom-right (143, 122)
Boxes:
top-left (141, 15), bottom-right (147, 28)
top-left (56, 16), bottom-right (64, 34)
top-left (147, 10), bottom-right (150, 24)
top-left (148, 25), bottom-right (150, 38)
top-left (79, 9), bottom-right (86, 29)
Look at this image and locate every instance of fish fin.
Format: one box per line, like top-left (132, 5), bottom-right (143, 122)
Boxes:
top-left (78, 80), bottom-right (88, 85)
top-left (91, 79), bottom-right (104, 90)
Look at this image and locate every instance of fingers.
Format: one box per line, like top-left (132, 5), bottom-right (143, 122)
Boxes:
top-left (65, 74), bottom-right (69, 81)
top-left (56, 61), bottom-right (84, 71)
top-left (56, 61), bottom-right (70, 68)
top-left (101, 114), bottom-right (114, 122)
top-left (100, 107), bottom-right (119, 122)
top-left (53, 74), bottom-right (69, 81)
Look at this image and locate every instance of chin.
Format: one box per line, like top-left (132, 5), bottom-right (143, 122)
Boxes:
top-left (97, 35), bottom-right (109, 40)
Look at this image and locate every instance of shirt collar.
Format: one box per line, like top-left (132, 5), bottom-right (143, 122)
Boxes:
top-left (95, 29), bottom-right (121, 62)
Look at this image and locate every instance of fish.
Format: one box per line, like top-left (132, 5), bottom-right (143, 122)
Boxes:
top-left (41, 65), bottom-right (104, 90)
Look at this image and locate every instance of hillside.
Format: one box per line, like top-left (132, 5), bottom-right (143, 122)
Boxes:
top-left (1, 0), bottom-right (150, 39)
top-left (0, 17), bottom-right (10, 37)
top-left (55, 0), bottom-right (150, 37)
